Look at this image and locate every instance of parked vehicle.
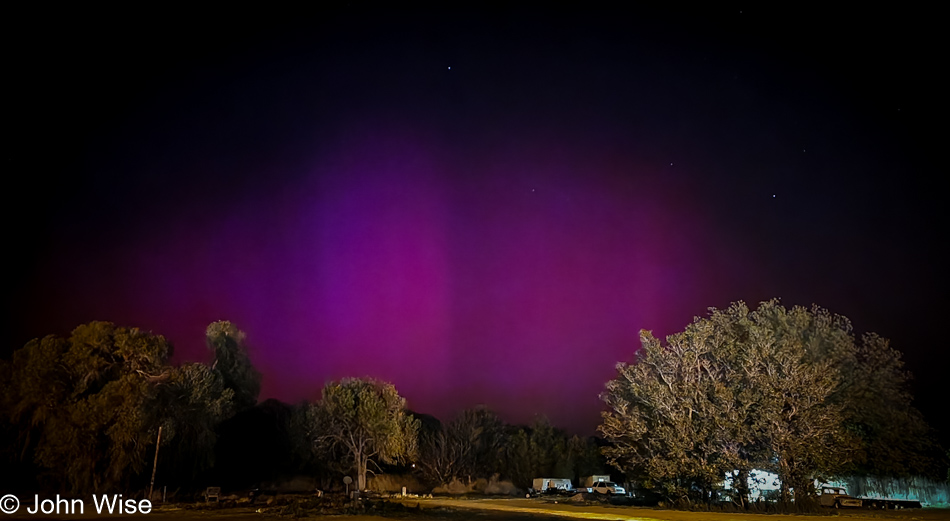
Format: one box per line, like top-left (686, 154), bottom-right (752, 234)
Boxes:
top-left (580, 475), bottom-right (611, 488)
top-left (588, 481), bottom-right (626, 495)
top-left (818, 485), bottom-right (921, 509)
top-left (818, 486), bottom-right (863, 508)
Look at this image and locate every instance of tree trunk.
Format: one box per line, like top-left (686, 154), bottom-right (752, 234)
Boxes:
top-left (736, 469), bottom-right (749, 508)
top-left (779, 459), bottom-right (791, 504)
top-left (358, 457), bottom-right (367, 491)
top-left (355, 448), bottom-right (367, 492)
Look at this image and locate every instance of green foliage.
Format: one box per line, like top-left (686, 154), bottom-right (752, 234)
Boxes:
top-left (3, 323), bottom-right (174, 492)
top-left (741, 302), bottom-right (856, 501)
top-left (206, 321), bottom-right (261, 411)
top-left (600, 326), bottom-right (743, 501)
top-left (600, 300), bottom-right (934, 504)
top-left (568, 435), bottom-right (606, 483)
top-left (414, 407), bottom-right (601, 490)
top-left (2, 321), bottom-right (252, 493)
top-left (497, 417), bottom-right (584, 488)
top-left (155, 362), bottom-right (235, 480)
top-left (305, 378), bottom-right (419, 491)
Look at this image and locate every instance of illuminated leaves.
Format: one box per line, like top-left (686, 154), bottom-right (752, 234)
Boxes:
top-left (305, 378), bottom-right (419, 491)
top-left (600, 300), bottom-right (866, 502)
top-left (2, 321), bottom-right (251, 493)
top-left (206, 320), bottom-right (261, 411)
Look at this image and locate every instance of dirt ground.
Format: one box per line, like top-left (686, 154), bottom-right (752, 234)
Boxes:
top-left (4, 497), bottom-right (948, 521)
top-left (402, 497), bottom-right (950, 521)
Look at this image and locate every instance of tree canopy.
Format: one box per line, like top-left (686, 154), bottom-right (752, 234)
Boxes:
top-left (206, 320), bottom-right (261, 411)
top-left (305, 378), bottom-right (419, 491)
top-left (600, 300), bottom-right (937, 505)
top-left (0, 321), bottom-right (255, 493)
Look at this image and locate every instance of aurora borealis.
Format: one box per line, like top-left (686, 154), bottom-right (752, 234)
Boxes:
top-left (5, 5), bottom-right (946, 441)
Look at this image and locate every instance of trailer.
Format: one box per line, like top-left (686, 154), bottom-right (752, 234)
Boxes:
top-left (532, 478), bottom-right (573, 494)
top-left (858, 495), bottom-right (922, 510)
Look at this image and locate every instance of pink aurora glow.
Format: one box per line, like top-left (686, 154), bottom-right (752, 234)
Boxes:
top-left (30, 124), bottom-right (762, 432)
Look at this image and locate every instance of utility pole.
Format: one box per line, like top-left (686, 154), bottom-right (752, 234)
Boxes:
top-left (149, 426), bottom-right (162, 500)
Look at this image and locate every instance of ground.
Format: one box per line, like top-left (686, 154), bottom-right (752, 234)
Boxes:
top-left (5, 497), bottom-right (949, 520)
top-left (404, 498), bottom-right (950, 521)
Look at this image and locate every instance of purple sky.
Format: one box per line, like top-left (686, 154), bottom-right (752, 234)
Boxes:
top-left (25, 120), bottom-right (758, 431)
top-left (6, 6), bottom-right (946, 440)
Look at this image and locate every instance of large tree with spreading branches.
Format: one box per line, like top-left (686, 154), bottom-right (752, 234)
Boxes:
top-left (305, 378), bottom-right (419, 491)
top-left (600, 300), bottom-right (937, 505)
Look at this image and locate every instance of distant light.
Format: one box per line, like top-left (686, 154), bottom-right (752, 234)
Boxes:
top-left (773, 194), bottom-right (776, 198)
top-left (447, 66), bottom-right (451, 70)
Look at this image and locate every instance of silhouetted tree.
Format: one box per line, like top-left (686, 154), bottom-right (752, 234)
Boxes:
top-left (498, 417), bottom-right (575, 488)
top-left (567, 435), bottom-right (606, 485)
top-left (835, 333), bottom-right (941, 478)
top-left (449, 407), bottom-right (505, 481)
top-left (154, 361), bottom-right (235, 485)
top-left (415, 417), bottom-right (457, 486)
top-left (415, 406), bottom-right (505, 486)
top-left (214, 399), bottom-right (297, 489)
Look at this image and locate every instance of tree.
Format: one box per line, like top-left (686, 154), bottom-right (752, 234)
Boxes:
top-left (154, 362), bottom-right (235, 484)
top-left (414, 416), bottom-right (458, 486)
top-left (600, 327), bottom-right (738, 502)
top-left (497, 418), bottom-right (576, 489)
top-left (748, 302), bottom-right (858, 501)
top-left (2, 323), bottom-right (175, 492)
top-left (1, 321), bottom-right (250, 493)
top-left (600, 301), bottom-right (867, 504)
top-left (214, 399), bottom-right (298, 489)
top-left (567, 435), bottom-right (607, 485)
top-left (415, 407), bottom-right (507, 487)
top-left (206, 321), bottom-right (261, 411)
top-left (835, 333), bottom-right (941, 478)
top-left (447, 407), bottom-right (505, 482)
top-left (307, 378), bottom-right (419, 491)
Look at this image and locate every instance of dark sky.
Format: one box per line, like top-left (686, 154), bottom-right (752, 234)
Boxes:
top-left (4, 5), bottom-right (946, 444)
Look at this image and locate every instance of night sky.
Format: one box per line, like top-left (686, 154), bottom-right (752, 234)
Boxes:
top-left (5, 6), bottom-right (946, 444)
